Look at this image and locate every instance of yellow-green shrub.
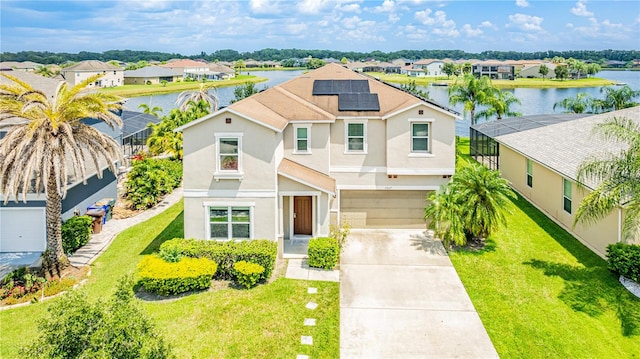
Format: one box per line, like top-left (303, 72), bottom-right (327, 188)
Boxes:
top-left (137, 255), bottom-right (217, 295)
top-left (233, 261), bottom-right (265, 289)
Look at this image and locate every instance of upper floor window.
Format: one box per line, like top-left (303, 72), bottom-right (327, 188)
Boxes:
top-left (563, 178), bottom-right (572, 214)
top-left (411, 123), bottom-right (430, 153)
top-left (294, 125), bottom-right (311, 154)
top-left (345, 121), bottom-right (367, 153)
top-left (526, 159), bottom-right (533, 187)
top-left (215, 133), bottom-right (243, 177)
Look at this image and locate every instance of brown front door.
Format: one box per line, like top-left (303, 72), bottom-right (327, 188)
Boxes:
top-left (293, 196), bottom-right (313, 235)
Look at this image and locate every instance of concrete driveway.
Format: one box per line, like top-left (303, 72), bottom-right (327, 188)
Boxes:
top-left (340, 229), bottom-right (499, 359)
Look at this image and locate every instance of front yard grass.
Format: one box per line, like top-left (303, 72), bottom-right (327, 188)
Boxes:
top-left (449, 142), bottom-right (640, 358)
top-left (0, 200), bottom-right (339, 358)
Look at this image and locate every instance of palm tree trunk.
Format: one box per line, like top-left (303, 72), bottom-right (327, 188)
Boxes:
top-left (45, 174), bottom-right (69, 275)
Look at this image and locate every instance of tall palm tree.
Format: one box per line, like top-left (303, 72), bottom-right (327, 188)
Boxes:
top-left (574, 116), bottom-right (640, 243)
top-left (553, 92), bottom-right (597, 114)
top-left (448, 75), bottom-right (495, 125)
top-left (600, 85), bottom-right (640, 111)
top-left (0, 74), bottom-right (124, 273)
top-left (476, 89), bottom-right (522, 121)
top-left (175, 83), bottom-right (219, 113)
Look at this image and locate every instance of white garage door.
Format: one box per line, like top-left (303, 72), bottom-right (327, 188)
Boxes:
top-left (0, 208), bottom-right (46, 252)
top-left (340, 190), bottom-right (430, 229)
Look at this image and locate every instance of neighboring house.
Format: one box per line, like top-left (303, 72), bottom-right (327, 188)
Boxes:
top-left (60, 60), bottom-right (124, 88)
top-left (177, 63), bottom-right (459, 255)
top-left (519, 63), bottom-right (557, 79)
top-left (159, 59), bottom-right (209, 80)
top-left (207, 63), bottom-right (235, 80)
top-left (123, 65), bottom-right (181, 85)
top-left (469, 108), bottom-right (639, 258)
top-left (411, 59), bottom-right (446, 77)
top-left (472, 61), bottom-right (515, 80)
top-left (0, 71), bottom-right (152, 252)
top-left (0, 61), bottom-right (43, 72)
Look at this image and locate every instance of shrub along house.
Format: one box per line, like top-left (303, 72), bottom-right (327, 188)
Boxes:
top-left (470, 108), bottom-right (639, 258)
top-left (177, 63), bottom-right (459, 256)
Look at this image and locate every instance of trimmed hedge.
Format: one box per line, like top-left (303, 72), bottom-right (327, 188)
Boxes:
top-left (233, 261), bottom-right (265, 289)
top-left (62, 215), bottom-right (93, 254)
top-left (607, 243), bottom-right (640, 282)
top-left (125, 158), bottom-right (182, 210)
top-left (137, 255), bottom-right (217, 296)
top-left (160, 238), bottom-right (277, 282)
top-left (307, 237), bottom-right (339, 270)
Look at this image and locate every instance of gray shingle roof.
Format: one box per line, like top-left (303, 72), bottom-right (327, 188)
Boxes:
top-left (494, 107), bottom-right (639, 186)
top-left (124, 66), bottom-right (178, 78)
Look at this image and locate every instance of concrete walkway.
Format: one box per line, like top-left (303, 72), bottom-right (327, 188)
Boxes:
top-left (340, 229), bottom-right (499, 359)
top-left (69, 188), bottom-right (183, 267)
top-left (285, 258), bottom-right (340, 282)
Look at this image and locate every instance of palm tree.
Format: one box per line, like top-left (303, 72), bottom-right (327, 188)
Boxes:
top-left (574, 116), bottom-right (640, 243)
top-left (600, 85), bottom-right (640, 111)
top-left (553, 93), bottom-right (597, 114)
top-left (425, 163), bottom-right (516, 247)
top-left (448, 75), bottom-right (495, 125)
top-left (0, 74), bottom-right (124, 274)
top-left (476, 89), bottom-right (522, 121)
top-left (449, 164), bottom-right (516, 241)
top-left (138, 103), bottom-right (163, 117)
top-left (175, 83), bottom-right (219, 113)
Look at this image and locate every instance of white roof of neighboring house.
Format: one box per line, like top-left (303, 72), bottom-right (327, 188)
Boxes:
top-left (493, 107), bottom-right (639, 187)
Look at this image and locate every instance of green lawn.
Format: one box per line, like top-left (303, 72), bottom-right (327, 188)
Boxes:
top-left (99, 75), bottom-right (268, 98)
top-left (368, 72), bottom-right (615, 88)
top-left (449, 140), bottom-right (640, 358)
top-left (0, 201), bottom-right (339, 358)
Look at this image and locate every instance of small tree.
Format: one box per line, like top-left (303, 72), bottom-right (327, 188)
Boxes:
top-left (539, 64), bottom-right (549, 80)
top-left (231, 81), bottom-right (262, 103)
top-left (555, 65), bottom-right (569, 80)
top-left (442, 62), bottom-right (457, 79)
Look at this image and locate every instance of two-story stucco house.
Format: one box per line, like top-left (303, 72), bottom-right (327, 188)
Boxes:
top-left (60, 60), bottom-right (124, 88)
top-left (177, 64), bottom-right (459, 254)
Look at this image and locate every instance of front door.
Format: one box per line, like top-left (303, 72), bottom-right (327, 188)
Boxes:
top-left (293, 196), bottom-right (312, 235)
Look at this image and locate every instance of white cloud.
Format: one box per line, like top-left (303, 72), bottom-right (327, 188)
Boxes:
top-left (297, 0), bottom-right (331, 14)
top-left (388, 13), bottom-right (400, 23)
top-left (516, 0), bottom-right (529, 8)
top-left (374, 0), bottom-right (396, 13)
top-left (571, 0), bottom-right (593, 17)
top-left (480, 21), bottom-right (497, 29)
top-left (508, 13), bottom-right (544, 31)
top-left (461, 24), bottom-right (483, 37)
top-left (415, 9), bottom-right (455, 28)
top-left (342, 15), bottom-right (362, 29)
top-left (336, 3), bottom-right (361, 13)
top-left (249, 0), bottom-right (282, 14)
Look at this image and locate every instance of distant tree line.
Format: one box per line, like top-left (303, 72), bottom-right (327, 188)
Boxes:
top-left (1, 48), bottom-right (638, 65)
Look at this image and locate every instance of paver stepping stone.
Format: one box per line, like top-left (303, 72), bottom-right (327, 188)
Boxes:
top-left (304, 318), bottom-right (316, 326)
top-left (296, 355), bottom-right (309, 359)
top-left (305, 302), bottom-right (318, 310)
top-left (301, 336), bottom-right (313, 345)
top-left (308, 287), bottom-right (318, 294)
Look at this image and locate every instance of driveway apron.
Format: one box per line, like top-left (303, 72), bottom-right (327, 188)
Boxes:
top-left (340, 229), bottom-right (499, 358)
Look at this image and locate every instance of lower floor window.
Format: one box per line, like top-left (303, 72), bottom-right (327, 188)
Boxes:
top-left (209, 206), bottom-right (251, 240)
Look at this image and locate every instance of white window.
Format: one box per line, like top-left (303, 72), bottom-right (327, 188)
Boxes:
top-left (208, 205), bottom-right (252, 240)
top-left (563, 179), bottom-right (572, 214)
top-left (345, 120), bottom-right (367, 153)
top-left (411, 123), bottom-right (430, 153)
top-left (215, 133), bottom-right (243, 177)
top-left (294, 125), bottom-right (311, 154)
top-left (526, 159), bottom-right (533, 188)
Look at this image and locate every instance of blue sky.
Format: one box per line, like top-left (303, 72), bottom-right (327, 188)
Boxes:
top-left (1, 0), bottom-right (638, 55)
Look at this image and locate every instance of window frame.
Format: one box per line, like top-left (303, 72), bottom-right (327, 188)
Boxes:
top-left (563, 178), bottom-right (572, 214)
top-left (526, 159), bottom-right (533, 188)
top-left (214, 133), bottom-right (243, 179)
top-left (410, 122), bottom-right (431, 153)
top-left (293, 124), bottom-right (311, 154)
top-left (344, 120), bottom-right (368, 154)
top-left (407, 118), bottom-right (435, 157)
top-left (205, 202), bottom-right (254, 240)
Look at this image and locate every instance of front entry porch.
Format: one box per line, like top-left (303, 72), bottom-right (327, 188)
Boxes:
top-left (281, 193), bottom-right (317, 258)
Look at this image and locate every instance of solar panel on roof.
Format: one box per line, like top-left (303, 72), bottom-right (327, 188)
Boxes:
top-left (312, 80), bottom-right (371, 95)
top-left (338, 93), bottom-right (380, 111)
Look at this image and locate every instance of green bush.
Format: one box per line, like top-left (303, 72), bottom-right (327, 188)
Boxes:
top-left (307, 237), bottom-right (339, 270)
top-left (137, 255), bottom-right (217, 296)
top-left (125, 158), bottom-right (182, 209)
top-left (62, 215), bottom-right (93, 254)
top-left (607, 243), bottom-right (640, 282)
top-left (160, 238), bottom-right (276, 282)
top-left (22, 276), bottom-right (172, 358)
top-left (233, 261), bottom-right (265, 289)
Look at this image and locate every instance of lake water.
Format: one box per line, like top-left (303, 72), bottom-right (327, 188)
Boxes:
top-left (124, 70), bottom-right (640, 136)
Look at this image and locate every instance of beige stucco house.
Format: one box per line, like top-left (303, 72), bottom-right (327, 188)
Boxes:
top-left (60, 60), bottom-right (123, 88)
top-left (177, 64), bottom-right (459, 253)
top-left (470, 108), bottom-right (639, 258)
